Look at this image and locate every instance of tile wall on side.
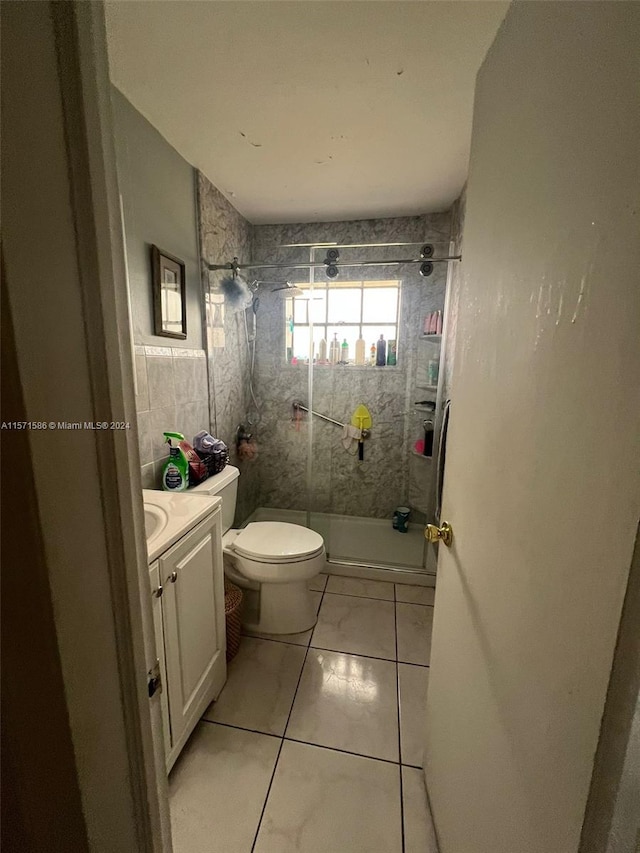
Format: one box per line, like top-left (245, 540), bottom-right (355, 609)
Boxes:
top-left (135, 346), bottom-right (209, 489)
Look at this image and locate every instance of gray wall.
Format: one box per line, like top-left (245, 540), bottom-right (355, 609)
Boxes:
top-left (112, 87), bottom-right (202, 350)
top-left (251, 215), bottom-right (451, 521)
top-left (112, 89), bottom-right (211, 487)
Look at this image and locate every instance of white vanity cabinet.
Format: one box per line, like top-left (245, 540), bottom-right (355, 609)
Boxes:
top-left (148, 508), bottom-right (226, 771)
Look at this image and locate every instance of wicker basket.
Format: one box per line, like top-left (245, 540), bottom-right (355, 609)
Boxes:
top-left (196, 447), bottom-right (230, 478)
top-left (224, 579), bottom-right (243, 663)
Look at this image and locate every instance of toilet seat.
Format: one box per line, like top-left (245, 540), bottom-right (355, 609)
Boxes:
top-left (231, 521), bottom-right (324, 564)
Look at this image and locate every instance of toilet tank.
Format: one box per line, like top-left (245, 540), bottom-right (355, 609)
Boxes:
top-left (188, 465), bottom-right (240, 533)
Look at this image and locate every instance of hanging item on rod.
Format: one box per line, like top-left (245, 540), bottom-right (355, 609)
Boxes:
top-left (351, 404), bottom-right (373, 461)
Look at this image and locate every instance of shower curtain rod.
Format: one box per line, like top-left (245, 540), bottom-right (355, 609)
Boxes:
top-left (208, 256), bottom-right (460, 272)
top-left (277, 241), bottom-right (434, 249)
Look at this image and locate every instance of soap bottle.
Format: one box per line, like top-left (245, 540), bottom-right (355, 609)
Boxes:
top-left (329, 333), bottom-right (340, 364)
top-left (162, 431), bottom-right (189, 491)
top-left (318, 337), bottom-right (327, 363)
top-left (376, 334), bottom-right (386, 366)
top-left (341, 338), bottom-right (349, 363)
top-left (427, 356), bottom-right (440, 386)
top-left (387, 339), bottom-right (397, 366)
top-left (355, 337), bottom-right (366, 365)
top-left (370, 343), bottom-right (376, 366)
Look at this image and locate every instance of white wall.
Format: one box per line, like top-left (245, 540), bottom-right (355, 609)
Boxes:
top-left (424, 2), bottom-right (640, 851)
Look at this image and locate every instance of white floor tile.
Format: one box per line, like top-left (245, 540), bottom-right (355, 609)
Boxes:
top-left (402, 766), bottom-right (439, 853)
top-left (243, 626), bottom-right (313, 647)
top-left (398, 663), bottom-right (429, 766)
top-left (308, 573), bottom-right (328, 592)
top-left (312, 593), bottom-right (396, 660)
top-left (287, 649), bottom-right (399, 761)
top-left (203, 637), bottom-right (306, 735)
top-left (170, 722), bottom-right (279, 853)
top-left (396, 603), bottom-right (433, 665)
top-left (326, 575), bottom-right (395, 601)
top-left (310, 589), bottom-right (323, 614)
top-left (395, 584), bottom-right (435, 606)
top-left (254, 741), bottom-right (402, 853)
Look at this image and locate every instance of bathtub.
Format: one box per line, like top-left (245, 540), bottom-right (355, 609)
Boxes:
top-left (243, 506), bottom-right (436, 586)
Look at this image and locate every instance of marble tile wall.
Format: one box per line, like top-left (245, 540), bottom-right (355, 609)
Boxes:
top-left (197, 173), bottom-right (260, 524)
top-left (442, 186), bottom-right (466, 400)
top-left (135, 346), bottom-right (209, 488)
top-left (251, 214), bottom-right (452, 520)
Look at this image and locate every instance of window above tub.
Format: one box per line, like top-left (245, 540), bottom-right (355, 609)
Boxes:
top-left (284, 279), bottom-right (401, 365)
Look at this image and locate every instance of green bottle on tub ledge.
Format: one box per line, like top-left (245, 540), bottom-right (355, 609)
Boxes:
top-left (162, 431), bottom-right (189, 491)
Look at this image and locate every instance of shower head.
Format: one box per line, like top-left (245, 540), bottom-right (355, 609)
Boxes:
top-left (272, 282), bottom-right (303, 297)
top-left (250, 279), bottom-right (303, 297)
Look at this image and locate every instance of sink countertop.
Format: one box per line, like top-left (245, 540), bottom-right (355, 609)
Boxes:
top-left (143, 489), bottom-right (222, 563)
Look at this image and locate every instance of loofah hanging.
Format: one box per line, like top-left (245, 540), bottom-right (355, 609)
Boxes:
top-left (220, 273), bottom-right (253, 312)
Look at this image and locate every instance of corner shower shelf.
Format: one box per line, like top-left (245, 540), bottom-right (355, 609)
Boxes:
top-left (411, 450), bottom-right (433, 459)
top-left (415, 384), bottom-right (438, 392)
top-left (420, 334), bottom-right (442, 343)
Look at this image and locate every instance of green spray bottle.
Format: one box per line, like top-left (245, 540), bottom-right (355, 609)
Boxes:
top-left (162, 432), bottom-right (189, 491)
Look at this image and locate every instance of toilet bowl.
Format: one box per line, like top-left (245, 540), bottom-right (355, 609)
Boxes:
top-left (189, 466), bottom-right (325, 635)
top-left (223, 522), bottom-right (325, 634)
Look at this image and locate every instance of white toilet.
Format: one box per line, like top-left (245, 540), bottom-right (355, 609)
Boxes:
top-left (190, 465), bottom-right (325, 634)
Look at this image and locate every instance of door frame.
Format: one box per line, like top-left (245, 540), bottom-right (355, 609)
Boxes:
top-left (2, 1), bottom-right (169, 848)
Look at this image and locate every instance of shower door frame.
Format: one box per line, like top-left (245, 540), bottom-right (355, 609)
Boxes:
top-left (300, 240), bottom-right (447, 580)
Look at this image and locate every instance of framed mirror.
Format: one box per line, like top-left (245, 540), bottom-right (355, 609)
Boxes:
top-left (151, 245), bottom-right (187, 339)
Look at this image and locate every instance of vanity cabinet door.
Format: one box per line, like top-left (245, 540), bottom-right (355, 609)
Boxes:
top-left (160, 511), bottom-right (226, 763)
top-left (149, 561), bottom-right (171, 763)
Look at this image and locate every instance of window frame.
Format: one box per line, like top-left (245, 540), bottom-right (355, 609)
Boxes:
top-left (285, 279), bottom-right (402, 364)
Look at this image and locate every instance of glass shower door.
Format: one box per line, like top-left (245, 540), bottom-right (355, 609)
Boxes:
top-left (301, 242), bottom-right (445, 572)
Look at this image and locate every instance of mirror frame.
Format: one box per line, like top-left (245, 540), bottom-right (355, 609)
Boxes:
top-left (150, 244), bottom-right (187, 339)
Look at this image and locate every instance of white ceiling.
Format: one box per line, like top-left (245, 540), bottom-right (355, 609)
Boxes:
top-left (105, 1), bottom-right (508, 224)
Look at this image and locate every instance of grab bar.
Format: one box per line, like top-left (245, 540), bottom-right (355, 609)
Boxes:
top-left (292, 401), bottom-right (371, 438)
top-left (293, 401), bottom-right (344, 428)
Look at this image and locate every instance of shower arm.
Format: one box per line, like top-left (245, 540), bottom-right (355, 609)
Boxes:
top-left (292, 401), bottom-right (370, 439)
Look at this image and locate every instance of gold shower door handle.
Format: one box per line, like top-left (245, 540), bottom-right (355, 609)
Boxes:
top-left (424, 521), bottom-right (453, 547)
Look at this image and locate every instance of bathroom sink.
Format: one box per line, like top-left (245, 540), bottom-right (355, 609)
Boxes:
top-left (142, 489), bottom-right (221, 562)
top-left (144, 503), bottom-right (168, 543)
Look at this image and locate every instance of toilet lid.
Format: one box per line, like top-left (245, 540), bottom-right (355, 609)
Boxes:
top-left (233, 522), bottom-right (324, 562)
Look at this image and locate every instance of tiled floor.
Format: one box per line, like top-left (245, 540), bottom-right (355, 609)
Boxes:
top-left (169, 575), bottom-right (438, 852)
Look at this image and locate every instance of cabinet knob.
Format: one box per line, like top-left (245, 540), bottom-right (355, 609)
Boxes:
top-left (168, 571), bottom-right (178, 584)
top-left (153, 584), bottom-right (163, 598)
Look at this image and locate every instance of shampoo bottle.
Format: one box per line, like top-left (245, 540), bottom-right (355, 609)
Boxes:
top-left (329, 333), bottom-right (340, 364)
top-left (387, 340), bottom-right (397, 366)
top-left (370, 343), bottom-right (376, 365)
top-left (318, 337), bottom-right (327, 363)
top-left (341, 338), bottom-right (349, 363)
top-left (355, 337), bottom-right (366, 365)
top-left (162, 431), bottom-right (189, 491)
top-left (427, 357), bottom-right (440, 386)
top-left (376, 334), bottom-right (386, 366)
